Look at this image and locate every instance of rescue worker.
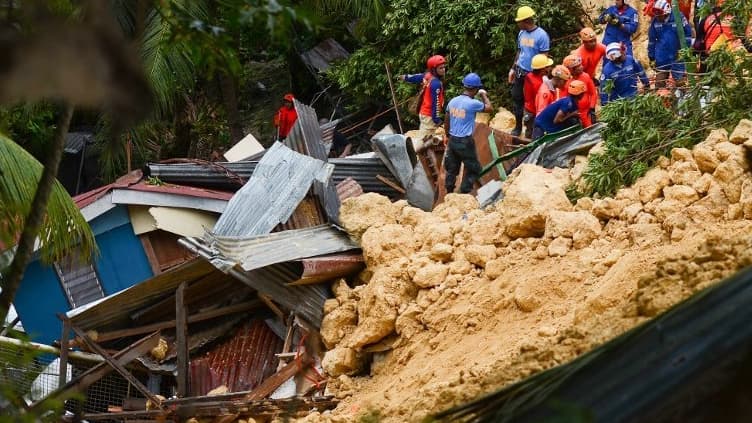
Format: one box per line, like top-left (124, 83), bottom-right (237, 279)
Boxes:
top-left (535, 65), bottom-right (571, 116)
top-left (532, 80), bottom-right (586, 140)
top-left (400, 55), bottom-right (447, 140)
top-left (599, 0), bottom-right (640, 56)
top-left (600, 42), bottom-right (650, 105)
top-left (508, 6), bottom-right (550, 137)
top-left (444, 73), bottom-right (493, 194)
top-left (563, 54), bottom-right (598, 127)
top-left (522, 54), bottom-right (554, 138)
top-left (572, 27), bottom-right (606, 83)
top-left (273, 93), bottom-right (298, 141)
top-left (648, 0), bottom-right (692, 89)
top-left (702, 1), bottom-right (739, 53)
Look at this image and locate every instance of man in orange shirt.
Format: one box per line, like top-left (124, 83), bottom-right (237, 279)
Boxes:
top-left (572, 28), bottom-right (606, 83)
top-left (563, 54), bottom-right (597, 127)
top-left (273, 93), bottom-right (298, 140)
top-left (535, 65), bottom-right (571, 115)
top-left (522, 54), bottom-right (553, 138)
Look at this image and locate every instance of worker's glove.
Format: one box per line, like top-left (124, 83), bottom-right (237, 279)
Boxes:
top-left (609, 15), bottom-right (621, 25)
top-left (649, 59), bottom-right (656, 69)
top-left (478, 89), bottom-right (488, 96)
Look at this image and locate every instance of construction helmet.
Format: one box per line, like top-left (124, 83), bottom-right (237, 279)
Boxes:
top-left (462, 73), bottom-right (483, 89)
top-left (531, 54), bottom-right (554, 70)
top-left (426, 55), bottom-right (447, 70)
top-left (568, 80), bottom-right (587, 95)
top-left (563, 54), bottom-right (583, 69)
top-left (579, 27), bottom-right (597, 42)
top-left (605, 42), bottom-right (624, 60)
top-left (653, 0), bottom-right (671, 15)
top-left (551, 65), bottom-right (572, 80)
top-left (283, 93), bottom-right (295, 102)
top-left (515, 6), bottom-right (536, 22)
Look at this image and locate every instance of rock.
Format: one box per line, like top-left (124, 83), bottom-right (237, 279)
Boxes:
top-left (592, 198), bottom-right (628, 220)
top-left (548, 237), bottom-right (572, 257)
top-left (656, 155), bottom-right (671, 169)
top-left (395, 303), bottom-right (424, 340)
top-left (692, 173), bottom-right (713, 195)
top-left (414, 220), bottom-right (454, 249)
top-left (361, 224), bottom-right (419, 268)
top-left (449, 259), bottom-right (473, 275)
top-left (635, 212), bottom-right (657, 224)
top-left (689, 181), bottom-right (730, 220)
top-left (692, 145), bottom-right (720, 173)
top-left (499, 164), bottom-right (572, 238)
top-left (652, 199), bottom-right (684, 222)
top-left (332, 280), bottom-right (353, 302)
top-left (413, 263), bottom-right (449, 288)
top-left (574, 197), bottom-right (594, 212)
top-left (322, 347), bottom-right (366, 377)
top-left (741, 180), bottom-right (752, 219)
top-left (670, 147), bottom-right (694, 163)
top-left (727, 203), bottom-right (743, 220)
top-left (713, 160), bottom-right (745, 203)
top-left (662, 185), bottom-right (699, 206)
top-left (620, 202), bottom-right (643, 223)
top-left (323, 298), bottom-right (340, 315)
top-left (464, 244), bottom-right (497, 267)
top-left (429, 243), bottom-right (454, 261)
top-left (629, 224), bottom-right (666, 247)
top-left (321, 301), bottom-right (358, 349)
top-left (484, 258), bottom-right (507, 279)
top-left (729, 119), bottom-right (752, 144)
top-left (434, 193), bottom-right (479, 221)
top-left (633, 168), bottom-right (671, 204)
top-left (714, 142), bottom-right (748, 168)
top-left (616, 187), bottom-right (640, 202)
top-left (544, 210), bottom-right (601, 249)
top-left (703, 128), bottom-right (728, 145)
top-left (465, 212), bottom-right (506, 245)
top-left (668, 161), bottom-right (701, 186)
top-left (537, 326), bottom-right (558, 337)
top-left (339, 193), bottom-right (400, 241)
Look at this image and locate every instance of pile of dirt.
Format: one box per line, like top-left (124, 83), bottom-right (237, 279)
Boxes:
top-left (300, 120), bottom-right (752, 422)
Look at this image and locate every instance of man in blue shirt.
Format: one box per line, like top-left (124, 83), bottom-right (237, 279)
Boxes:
top-left (532, 80), bottom-right (585, 140)
top-left (648, 0), bottom-right (693, 89)
top-left (600, 42), bottom-right (650, 105)
top-left (444, 73), bottom-right (493, 194)
top-left (508, 6), bottom-right (550, 137)
top-left (599, 0), bottom-right (640, 56)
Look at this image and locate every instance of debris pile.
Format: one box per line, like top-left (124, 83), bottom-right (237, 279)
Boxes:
top-left (304, 120), bottom-right (752, 422)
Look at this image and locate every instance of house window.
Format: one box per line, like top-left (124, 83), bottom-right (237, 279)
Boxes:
top-left (54, 253), bottom-right (104, 308)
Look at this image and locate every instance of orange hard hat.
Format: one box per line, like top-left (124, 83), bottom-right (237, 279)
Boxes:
top-left (568, 80), bottom-right (587, 95)
top-left (551, 65), bottom-right (572, 80)
top-left (563, 54), bottom-right (583, 69)
top-left (283, 93), bottom-right (295, 102)
top-left (579, 27), bottom-right (597, 42)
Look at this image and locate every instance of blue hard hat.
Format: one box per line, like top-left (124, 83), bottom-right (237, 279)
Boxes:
top-left (462, 73), bottom-right (483, 88)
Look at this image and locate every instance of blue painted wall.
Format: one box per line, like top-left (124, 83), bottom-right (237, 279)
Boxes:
top-left (13, 205), bottom-right (154, 345)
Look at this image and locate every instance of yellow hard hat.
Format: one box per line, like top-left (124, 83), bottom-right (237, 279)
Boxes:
top-left (531, 54), bottom-right (554, 70)
top-left (515, 6), bottom-right (536, 22)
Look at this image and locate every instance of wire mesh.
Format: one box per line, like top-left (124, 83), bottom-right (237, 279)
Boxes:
top-left (0, 341), bottom-right (59, 403)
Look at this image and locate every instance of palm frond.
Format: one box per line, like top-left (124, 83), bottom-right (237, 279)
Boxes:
top-left (0, 134), bottom-right (97, 264)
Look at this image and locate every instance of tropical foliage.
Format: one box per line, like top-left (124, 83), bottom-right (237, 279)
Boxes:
top-left (328, 0), bottom-right (587, 108)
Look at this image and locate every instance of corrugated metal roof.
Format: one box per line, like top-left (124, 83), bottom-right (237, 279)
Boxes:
top-left (198, 225), bottom-right (358, 272)
top-left (336, 177), bottom-right (363, 202)
top-left (293, 99), bottom-right (328, 161)
top-left (64, 132), bottom-right (94, 154)
top-left (300, 38), bottom-right (350, 72)
top-left (67, 258), bottom-right (221, 331)
top-left (275, 197), bottom-right (326, 231)
top-left (190, 319), bottom-right (283, 395)
top-left (212, 143), bottom-right (332, 237)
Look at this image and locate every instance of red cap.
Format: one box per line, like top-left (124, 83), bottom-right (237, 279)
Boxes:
top-left (283, 93), bottom-right (295, 102)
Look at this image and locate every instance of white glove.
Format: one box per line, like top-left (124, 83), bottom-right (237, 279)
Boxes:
top-left (478, 89), bottom-right (488, 96)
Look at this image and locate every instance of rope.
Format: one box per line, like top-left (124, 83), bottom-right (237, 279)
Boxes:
top-left (294, 333), bottom-right (325, 390)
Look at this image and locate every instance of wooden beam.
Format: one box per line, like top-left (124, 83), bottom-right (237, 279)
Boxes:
top-left (0, 316), bottom-right (20, 337)
top-left (139, 234), bottom-right (162, 276)
top-left (258, 294), bottom-right (285, 321)
top-left (376, 174), bottom-right (406, 194)
top-left (69, 323), bottom-right (165, 411)
top-left (29, 331), bottom-right (160, 413)
top-left (82, 409), bottom-right (167, 421)
top-left (245, 352), bottom-right (309, 401)
top-left (70, 300), bottom-right (262, 347)
top-left (176, 282), bottom-right (189, 398)
top-left (58, 316), bottom-right (71, 388)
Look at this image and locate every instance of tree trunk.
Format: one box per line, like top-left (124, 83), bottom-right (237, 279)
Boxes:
top-left (219, 72), bottom-right (244, 143)
top-left (0, 103), bottom-right (74, 325)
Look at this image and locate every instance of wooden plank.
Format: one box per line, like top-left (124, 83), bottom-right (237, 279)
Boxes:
top-left (82, 409), bottom-right (167, 421)
top-left (176, 282), bottom-right (189, 398)
top-left (70, 300), bottom-right (262, 347)
top-left (245, 353), bottom-right (309, 401)
top-left (29, 331), bottom-right (160, 413)
top-left (375, 174), bottom-right (406, 194)
top-left (140, 234), bottom-right (162, 275)
top-left (258, 294), bottom-right (285, 321)
top-left (69, 324), bottom-right (165, 410)
top-left (58, 316), bottom-right (71, 388)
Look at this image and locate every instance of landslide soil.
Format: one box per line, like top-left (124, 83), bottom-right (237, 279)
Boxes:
top-left (299, 120), bottom-right (752, 423)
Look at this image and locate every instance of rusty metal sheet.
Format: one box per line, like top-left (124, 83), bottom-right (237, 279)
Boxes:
top-left (276, 197), bottom-right (326, 231)
top-left (336, 177), bottom-right (363, 202)
top-left (189, 319), bottom-right (283, 395)
top-left (291, 253), bottom-right (365, 285)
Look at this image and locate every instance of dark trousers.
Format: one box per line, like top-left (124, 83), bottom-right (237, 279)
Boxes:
top-left (444, 135), bottom-right (481, 194)
top-left (510, 67), bottom-right (528, 132)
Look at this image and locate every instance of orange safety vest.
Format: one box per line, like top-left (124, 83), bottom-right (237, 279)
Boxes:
top-left (417, 73), bottom-right (445, 118)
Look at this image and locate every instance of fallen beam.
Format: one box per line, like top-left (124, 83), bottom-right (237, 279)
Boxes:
top-left (70, 300), bottom-right (262, 347)
top-left (246, 352), bottom-right (310, 401)
top-left (29, 331), bottom-right (160, 413)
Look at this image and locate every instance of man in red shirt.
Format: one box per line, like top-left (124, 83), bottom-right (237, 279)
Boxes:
top-left (535, 65), bottom-right (570, 115)
top-left (572, 28), bottom-right (606, 83)
top-left (522, 54), bottom-right (553, 138)
top-left (563, 55), bottom-right (597, 127)
top-left (273, 93), bottom-right (298, 141)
